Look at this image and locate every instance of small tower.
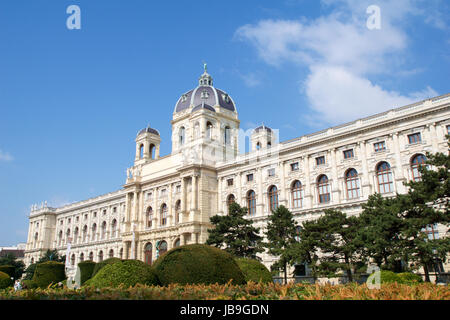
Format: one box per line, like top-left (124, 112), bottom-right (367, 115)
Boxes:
top-left (135, 124), bottom-right (161, 165)
top-left (251, 124), bottom-right (275, 151)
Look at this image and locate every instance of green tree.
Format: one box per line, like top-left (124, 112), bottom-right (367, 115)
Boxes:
top-left (397, 139), bottom-right (450, 282)
top-left (23, 249), bottom-right (65, 280)
top-left (206, 202), bottom-right (263, 259)
top-left (357, 193), bottom-right (405, 271)
top-left (308, 209), bottom-right (363, 282)
top-left (264, 205), bottom-right (299, 284)
top-left (0, 253), bottom-right (25, 280)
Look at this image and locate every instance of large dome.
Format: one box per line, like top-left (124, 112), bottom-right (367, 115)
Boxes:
top-left (174, 67), bottom-right (236, 114)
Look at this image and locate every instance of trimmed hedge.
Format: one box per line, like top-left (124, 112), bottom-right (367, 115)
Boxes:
top-left (0, 265), bottom-right (15, 279)
top-left (235, 258), bottom-right (273, 283)
top-left (153, 244), bottom-right (246, 286)
top-left (78, 261), bottom-right (96, 285)
top-left (92, 258), bottom-right (122, 278)
top-left (32, 261), bottom-right (66, 288)
top-left (86, 260), bottom-right (159, 288)
top-left (398, 272), bottom-right (423, 284)
top-left (0, 271), bottom-right (13, 289)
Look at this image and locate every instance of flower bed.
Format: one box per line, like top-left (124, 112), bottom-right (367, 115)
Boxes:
top-left (0, 282), bottom-right (448, 300)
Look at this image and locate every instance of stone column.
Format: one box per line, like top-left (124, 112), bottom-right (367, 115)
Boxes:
top-left (257, 167), bottom-right (264, 215)
top-left (428, 123), bottom-right (438, 152)
top-left (182, 178), bottom-right (187, 212)
top-left (359, 140), bottom-right (371, 198)
top-left (330, 148), bottom-right (340, 204)
top-left (169, 183), bottom-right (173, 225)
top-left (279, 161), bottom-right (288, 206)
top-left (392, 132), bottom-right (405, 193)
top-left (217, 177), bottom-right (223, 215)
top-left (191, 175), bottom-right (197, 211)
top-left (236, 172), bottom-right (242, 205)
top-left (303, 156), bottom-right (313, 208)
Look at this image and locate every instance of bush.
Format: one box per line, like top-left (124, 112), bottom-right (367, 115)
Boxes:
top-left (0, 265), bottom-right (15, 279)
top-left (378, 270), bottom-right (402, 284)
top-left (235, 258), bottom-right (273, 283)
top-left (0, 271), bottom-right (13, 289)
top-left (20, 279), bottom-right (37, 289)
top-left (87, 260), bottom-right (159, 288)
top-left (92, 258), bottom-right (122, 278)
top-left (32, 261), bottom-right (66, 288)
top-left (398, 272), bottom-right (423, 284)
top-left (78, 261), bottom-right (96, 285)
top-left (153, 244), bottom-right (246, 286)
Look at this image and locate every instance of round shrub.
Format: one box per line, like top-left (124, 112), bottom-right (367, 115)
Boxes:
top-left (32, 261), bottom-right (66, 288)
top-left (398, 272), bottom-right (423, 284)
top-left (0, 265), bottom-right (15, 279)
top-left (78, 261), bottom-right (96, 285)
top-left (377, 270), bottom-right (401, 284)
top-left (235, 258), bottom-right (273, 283)
top-left (92, 258), bottom-right (122, 278)
top-left (153, 244), bottom-right (246, 285)
top-left (0, 271), bottom-right (13, 289)
top-left (87, 260), bottom-right (159, 288)
top-left (21, 279), bottom-right (37, 289)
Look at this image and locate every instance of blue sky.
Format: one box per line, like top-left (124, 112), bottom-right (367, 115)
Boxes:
top-left (0, 0), bottom-right (448, 246)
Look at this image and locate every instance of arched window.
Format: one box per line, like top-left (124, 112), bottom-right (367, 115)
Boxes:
top-left (345, 169), bottom-right (360, 199)
top-left (91, 223), bottom-right (97, 241)
top-left (149, 144), bottom-right (156, 159)
top-left (295, 226), bottom-right (302, 242)
top-left (411, 154), bottom-right (427, 181)
top-left (146, 207), bottom-right (153, 228)
top-left (226, 194), bottom-right (235, 214)
top-left (291, 181), bottom-right (303, 208)
top-left (247, 190), bottom-right (256, 216)
top-left (224, 126), bottom-right (231, 145)
top-left (119, 248), bottom-right (123, 259)
top-left (139, 144), bottom-right (144, 159)
top-left (98, 250), bottom-right (103, 262)
top-left (376, 162), bottom-right (394, 193)
top-left (317, 175), bottom-right (330, 204)
top-left (73, 227), bottom-right (79, 244)
top-left (144, 243), bottom-right (152, 265)
top-left (158, 241), bottom-right (168, 257)
top-left (82, 225), bottom-right (88, 243)
top-left (79, 253), bottom-right (84, 262)
top-left (71, 254), bottom-right (75, 266)
top-left (58, 231), bottom-right (63, 246)
top-left (175, 200), bottom-right (181, 224)
top-left (66, 229), bottom-right (71, 244)
top-left (268, 185), bottom-right (279, 211)
top-left (89, 252), bottom-right (94, 261)
top-left (256, 142), bottom-right (261, 150)
top-left (267, 141), bottom-right (272, 148)
top-left (174, 238), bottom-right (180, 248)
top-left (206, 121), bottom-right (213, 139)
top-left (179, 127), bottom-right (185, 146)
top-left (111, 219), bottom-right (117, 238)
top-left (101, 221), bottom-right (107, 240)
top-left (161, 204), bottom-right (167, 226)
top-left (109, 249), bottom-right (114, 259)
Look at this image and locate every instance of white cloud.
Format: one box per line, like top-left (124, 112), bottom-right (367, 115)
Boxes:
top-left (235, 0), bottom-right (440, 125)
top-left (304, 65), bottom-right (438, 124)
top-left (0, 150), bottom-right (13, 162)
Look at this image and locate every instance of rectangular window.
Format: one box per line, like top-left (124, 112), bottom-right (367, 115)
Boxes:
top-left (290, 162), bottom-right (299, 171)
top-left (447, 125), bottom-right (450, 135)
top-left (316, 156), bottom-right (325, 166)
top-left (176, 186), bottom-right (181, 193)
top-left (343, 149), bottom-right (354, 159)
top-left (408, 132), bottom-right (421, 144)
top-left (113, 207), bottom-right (117, 213)
top-left (374, 141), bottom-right (386, 152)
top-left (227, 179), bottom-right (234, 186)
top-left (160, 189), bottom-right (167, 196)
top-left (247, 174), bottom-right (254, 182)
top-left (268, 168), bottom-right (275, 177)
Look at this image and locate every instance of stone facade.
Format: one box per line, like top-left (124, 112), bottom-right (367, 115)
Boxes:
top-left (24, 69), bottom-right (450, 279)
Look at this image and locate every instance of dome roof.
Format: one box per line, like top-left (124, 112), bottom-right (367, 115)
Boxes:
top-left (254, 124), bottom-right (272, 133)
top-left (137, 125), bottom-right (160, 136)
top-left (174, 67), bottom-right (236, 114)
top-left (191, 102), bottom-right (216, 113)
